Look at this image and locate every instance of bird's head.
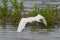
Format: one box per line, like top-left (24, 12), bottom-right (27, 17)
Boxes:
top-left (36, 14), bottom-right (47, 26)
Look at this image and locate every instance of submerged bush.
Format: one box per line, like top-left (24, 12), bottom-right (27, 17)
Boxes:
top-left (39, 6), bottom-right (56, 28)
top-left (10, 0), bottom-right (24, 26)
top-left (0, 0), bottom-right (8, 24)
top-left (28, 5), bottom-right (38, 17)
top-left (0, 0), bottom-right (60, 29)
top-left (0, 0), bottom-right (24, 26)
top-left (27, 5), bottom-right (57, 29)
top-left (10, 12), bottom-right (21, 26)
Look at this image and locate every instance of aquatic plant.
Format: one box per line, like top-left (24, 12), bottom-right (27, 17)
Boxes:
top-left (0, 0), bottom-right (60, 29)
top-left (10, 0), bottom-right (24, 26)
top-left (28, 5), bottom-right (38, 17)
top-left (0, 0), bottom-right (8, 24)
top-left (27, 5), bottom-right (57, 29)
top-left (39, 6), bottom-right (56, 28)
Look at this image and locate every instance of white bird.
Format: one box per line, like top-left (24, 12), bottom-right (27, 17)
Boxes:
top-left (17, 14), bottom-right (47, 32)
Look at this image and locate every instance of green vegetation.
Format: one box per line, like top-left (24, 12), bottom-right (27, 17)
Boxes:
top-left (28, 5), bottom-right (38, 17)
top-left (0, 0), bottom-right (24, 26)
top-left (27, 5), bottom-right (57, 29)
top-left (0, 0), bottom-right (60, 28)
top-left (10, 0), bottom-right (24, 26)
top-left (0, 0), bottom-right (8, 24)
top-left (39, 6), bottom-right (56, 28)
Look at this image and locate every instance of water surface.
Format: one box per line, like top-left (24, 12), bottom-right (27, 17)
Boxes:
top-left (0, 25), bottom-right (60, 40)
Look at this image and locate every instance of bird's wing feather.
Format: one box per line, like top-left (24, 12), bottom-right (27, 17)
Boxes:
top-left (42, 18), bottom-right (47, 26)
top-left (17, 18), bottom-right (27, 32)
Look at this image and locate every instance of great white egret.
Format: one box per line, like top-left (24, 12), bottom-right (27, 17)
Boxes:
top-left (17, 14), bottom-right (47, 32)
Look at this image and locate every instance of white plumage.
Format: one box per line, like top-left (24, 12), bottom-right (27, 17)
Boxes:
top-left (17, 14), bottom-right (47, 32)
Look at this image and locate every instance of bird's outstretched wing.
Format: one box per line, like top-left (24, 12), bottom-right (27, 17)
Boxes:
top-left (17, 14), bottom-right (47, 32)
top-left (17, 18), bottom-right (27, 32)
top-left (42, 18), bottom-right (47, 26)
